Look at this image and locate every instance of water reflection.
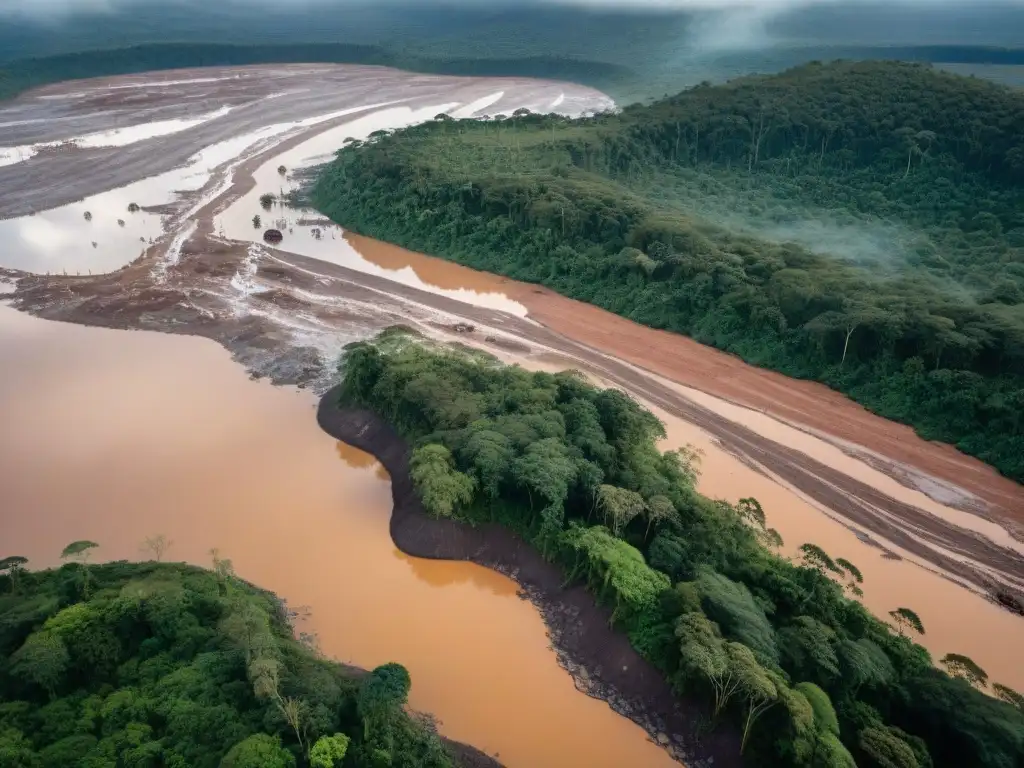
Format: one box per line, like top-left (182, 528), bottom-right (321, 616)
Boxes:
top-left (394, 549), bottom-right (519, 597)
top-left (336, 440), bottom-right (378, 470)
top-left (214, 105), bottom-right (528, 317)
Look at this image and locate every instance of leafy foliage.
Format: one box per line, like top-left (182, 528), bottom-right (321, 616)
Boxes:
top-left (0, 559), bottom-right (467, 768)
top-left (337, 332), bottom-right (1024, 768)
top-left (315, 60), bottom-right (1024, 483)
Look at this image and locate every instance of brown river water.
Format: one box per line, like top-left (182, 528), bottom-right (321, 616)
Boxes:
top-left (3, 65), bottom-right (1021, 767)
top-left (0, 304), bottom-right (676, 768)
top-left (338, 235), bottom-right (1024, 692)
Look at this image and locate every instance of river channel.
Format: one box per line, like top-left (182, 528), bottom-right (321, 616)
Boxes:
top-left (2, 63), bottom-right (1022, 767)
top-left (0, 304), bottom-right (676, 768)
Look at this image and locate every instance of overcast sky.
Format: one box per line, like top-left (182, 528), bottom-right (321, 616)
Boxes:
top-left (5, 0), bottom-right (1021, 17)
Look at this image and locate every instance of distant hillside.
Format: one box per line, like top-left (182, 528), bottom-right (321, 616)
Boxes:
top-left (313, 60), bottom-right (1024, 481)
top-left (3, 0), bottom-right (1024, 103)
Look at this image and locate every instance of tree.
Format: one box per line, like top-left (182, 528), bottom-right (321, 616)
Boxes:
top-left (762, 528), bottom-right (784, 551)
top-left (512, 438), bottom-right (577, 510)
top-left (259, 194), bottom-right (275, 211)
top-left (795, 682), bottom-right (838, 735)
top-left (798, 543), bottom-right (840, 575)
top-left (859, 726), bottom-right (920, 768)
top-left (277, 165), bottom-right (287, 175)
top-left (140, 534), bottom-right (172, 562)
top-left (595, 484), bottom-right (645, 536)
top-left (61, 540), bottom-right (98, 561)
top-left (835, 557), bottom-right (864, 597)
top-left (643, 495), bottom-right (676, 538)
top-left (220, 734), bottom-right (295, 768)
top-left (61, 540), bottom-right (98, 597)
top-left (737, 497), bottom-right (766, 529)
top-left (210, 548), bottom-right (236, 592)
top-left (358, 663), bottom-right (411, 740)
top-left (993, 683), bottom-right (1024, 711)
top-left (939, 653), bottom-right (988, 689)
top-left (127, 202), bottom-right (140, 213)
top-left (0, 555), bottom-right (28, 591)
top-left (83, 211), bottom-right (92, 221)
top-left (410, 444), bottom-right (475, 518)
top-left (889, 607), bottom-right (925, 637)
top-left (279, 697), bottom-right (307, 753)
top-left (674, 612), bottom-right (737, 716)
top-left (839, 638), bottom-right (894, 693)
top-left (780, 616), bottom-right (840, 681)
top-left (805, 302), bottom-right (892, 366)
top-left (11, 631), bottom-right (69, 699)
top-left (697, 571), bottom-right (778, 664)
top-left (253, 215), bottom-right (262, 229)
top-left (736, 653), bottom-right (778, 753)
top-left (309, 734), bottom-right (350, 768)
top-left (460, 429), bottom-right (514, 499)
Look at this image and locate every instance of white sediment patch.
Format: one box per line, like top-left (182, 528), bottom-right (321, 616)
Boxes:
top-left (229, 244), bottom-right (269, 299)
top-left (451, 91), bottom-right (505, 119)
top-left (151, 220), bottom-right (197, 283)
top-left (550, 93), bottom-right (566, 109)
top-left (0, 106), bottom-right (234, 168)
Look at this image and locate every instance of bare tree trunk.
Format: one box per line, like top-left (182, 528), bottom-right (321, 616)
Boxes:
top-left (842, 325), bottom-right (856, 366)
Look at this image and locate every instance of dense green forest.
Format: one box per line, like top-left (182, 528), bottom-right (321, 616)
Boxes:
top-left (313, 60), bottom-right (1024, 482)
top-left (336, 329), bottom-right (1024, 767)
top-left (0, 547), bottom-right (474, 768)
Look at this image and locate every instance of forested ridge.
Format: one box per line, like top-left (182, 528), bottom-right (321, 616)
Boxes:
top-left (313, 60), bottom-right (1024, 481)
top-left (0, 549), bottom-right (483, 768)
top-left (336, 330), bottom-right (1024, 767)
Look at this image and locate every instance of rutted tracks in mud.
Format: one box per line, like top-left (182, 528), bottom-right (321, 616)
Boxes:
top-left (9, 228), bottom-right (1024, 609)
top-left (2, 64), bottom-right (1022, 627)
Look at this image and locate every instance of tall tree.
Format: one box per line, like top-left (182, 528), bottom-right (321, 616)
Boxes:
top-left (889, 607), bottom-right (925, 637)
top-left (596, 484), bottom-right (645, 537)
top-left (940, 653), bottom-right (988, 689)
top-left (60, 540), bottom-right (99, 597)
top-left (358, 663), bottom-right (412, 740)
top-left (410, 444), bottom-right (476, 519)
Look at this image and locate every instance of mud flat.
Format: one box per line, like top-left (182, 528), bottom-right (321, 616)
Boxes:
top-left (3, 63), bottom-right (1023, 708)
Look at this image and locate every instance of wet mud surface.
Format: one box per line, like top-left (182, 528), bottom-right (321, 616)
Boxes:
top-left (3, 63), bottom-right (1022, 728)
top-left (9, 216), bottom-right (1021, 611)
top-left (0, 64), bottom-right (608, 217)
top-left (317, 398), bottom-right (741, 768)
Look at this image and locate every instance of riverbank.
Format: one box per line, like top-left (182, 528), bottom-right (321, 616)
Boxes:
top-left (316, 386), bottom-right (742, 768)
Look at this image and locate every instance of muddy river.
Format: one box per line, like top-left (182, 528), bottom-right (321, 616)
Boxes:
top-left (2, 63), bottom-right (1023, 767)
top-left (0, 304), bottom-right (675, 768)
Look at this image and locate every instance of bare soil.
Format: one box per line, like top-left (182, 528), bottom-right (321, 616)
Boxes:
top-left (507, 283), bottom-right (1024, 530)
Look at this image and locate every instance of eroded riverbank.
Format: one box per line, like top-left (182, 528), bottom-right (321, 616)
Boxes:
top-left (317, 394), bottom-right (740, 767)
top-left (3, 63), bottom-right (1023, 751)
